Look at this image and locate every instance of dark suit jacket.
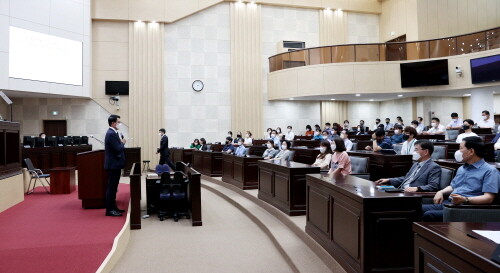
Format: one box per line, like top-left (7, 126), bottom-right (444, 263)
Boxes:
top-left (389, 159), bottom-right (441, 191)
top-left (157, 135), bottom-right (170, 156)
top-left (104, 128), bottom-right (125, 170)
top-left (492, 133), bottom-right (500, 144)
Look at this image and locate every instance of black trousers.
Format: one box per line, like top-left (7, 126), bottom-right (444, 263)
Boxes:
top-left (159, 155), bottom-right (176, 171)
top-left (105, 169), bottom-right (121, 211)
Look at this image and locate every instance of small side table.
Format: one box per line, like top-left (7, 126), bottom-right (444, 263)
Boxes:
top-left (49, 167), bottom-right (76, 194)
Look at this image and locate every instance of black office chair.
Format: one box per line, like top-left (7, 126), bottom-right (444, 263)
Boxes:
top-left (158, 172), bottom-right (173, 221)
top-left (24, 158), bottom-right (50, 194)
top-left (157, 171), bottom-right (190, 222)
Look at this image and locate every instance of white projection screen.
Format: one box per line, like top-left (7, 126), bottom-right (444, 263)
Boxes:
top-left (9, 26), bottom-right (83, 86)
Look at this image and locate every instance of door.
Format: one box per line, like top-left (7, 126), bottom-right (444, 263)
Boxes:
top-left (43, 120), bottom-right (67, 136)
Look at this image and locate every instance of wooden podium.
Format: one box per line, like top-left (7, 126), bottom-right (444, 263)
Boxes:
top-left (77, 150), bottom-right (107, 208)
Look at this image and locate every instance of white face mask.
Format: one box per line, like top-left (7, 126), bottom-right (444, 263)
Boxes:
top-left (340, 134), bottom-right (346, 139)
top-left (483, 115), bottom-right (487, 120)
top-left (281, 144), bottom-right (287, 150)
top-left (287, 129), bottom-right (291, 132)
top-left (271, 134), bottom-right (276, 138)
top-left (331, 144), bottom-right (336, 151)
top-left (322, 135), bottom-right (328, 139)
top-left (394, 130), bottom-right (400, 134)
top-left (314, 131), bottom-right (319, 136)
top-left (238, 142), bottom-right (243, 146)
top-left (454, 150), bottom-right (463, 162)
top-left (227, 134), bottom-right (231, 137)
top-left (319, 147), bottom-right (326, 153)
top-left (267, 143), bottom-right (273, 149)
top-left (245, 134), bottom-right (249, 138)
top-left (431, 122), bottom-right (437, 128)
top-left (412, 151), bottom-right (420, 161)
top-left (411, 125), bottom-right (417, 128)
top-left (116, 122), bottom-right (122, 128)
top-left (158, 133), bottom-right (162, 136)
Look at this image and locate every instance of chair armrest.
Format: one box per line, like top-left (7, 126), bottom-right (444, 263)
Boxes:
top-left (444, 203), bottom-right (500, 209)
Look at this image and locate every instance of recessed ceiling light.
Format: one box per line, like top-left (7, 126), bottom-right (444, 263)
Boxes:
top-left (355, 94), bottom-right (361, 97)
top-left (137, 20), bottom-right (142, 23)
top-left (369, 99), bottom-right (374, 101)
top-left (289, 98), bottom-right (294, 100)
top-left (463, 94), bottom-right (471, 97)
top-left (330, 98), bottom-right (336, 101)
top-left (337, 9), bottom-right (342, 12)
top-left (326, 7), bottom-right (331, 10)
top-left (398, 94), bottom-right (403, 97)
top-left (250, 1), bottom-right (255, 4)
top-left (151, 21), bottom-right (156, 23)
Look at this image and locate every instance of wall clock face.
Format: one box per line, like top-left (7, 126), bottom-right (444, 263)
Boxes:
top-left (192, 80), bottom-right (204, 92)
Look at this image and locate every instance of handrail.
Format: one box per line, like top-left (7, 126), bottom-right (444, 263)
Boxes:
top-left (268, 26), bottom-right (500, 72)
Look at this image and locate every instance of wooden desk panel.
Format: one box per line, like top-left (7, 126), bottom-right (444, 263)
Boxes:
top-left (124, 147), bottom-right (141, 176)
top-left (222, 154), bottom-right (262, 189)
top-left (348, 150), bottom-right (413, 180)
top-left (77, 150), bottom-right (107, 209)
top-left (292, 139), bottom-right (320, 148)
top-left (192, 150), bottom-right (222, 177)
top-left (306, 173), bottom-right (422, 273)
top-left (434, 141), bottom-right (495, 162)
top-left (170, 148), bottom-right (193, 165)
top-left (413, 222), bottom-right (500, 273)
top-left (435, 159), bottom-right (500, 171)
top-left (22, 145), bottom-right (92, 173)
top-left (289, 148), bottom-right (320, 165)
top-left (49, 167), bottom-right (76, 194)
top-left (353, 140), bottom-right (372, 150)
top-left (415, 135), bottom-right (445, 140)
top-left (258, 160), bottom-right (320, 216)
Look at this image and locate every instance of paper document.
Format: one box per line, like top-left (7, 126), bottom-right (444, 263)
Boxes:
top-left (472, 230), bottom-right (500, 244)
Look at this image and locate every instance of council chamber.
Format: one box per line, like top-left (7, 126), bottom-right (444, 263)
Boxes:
top-left (0, 0), bottom-right (500, 273)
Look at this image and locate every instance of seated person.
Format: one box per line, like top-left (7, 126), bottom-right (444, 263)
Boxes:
top-left (411, 120), bottom-right (424, 134)
top-left (384, 118), bottom-right (394, 131)
top-left (366, 129), bottom-right (393, 151)
top-left (190, 139), bottom-right (201, 149)
top-left (329, 138), bottom-right (351, 175)
top-left (305, 125), bottom-right (314, 136)
top-left (390, 125), bottom-right (404, 144)
top-left (274, 140), bottom-right (293, 161)
top-left (269, 130), bottom-right (281, 146)
top-left (372, 118), bottom-right (381, 130)
top-left (312, 129), bottom-right (323, 140)
top-left (200, 138), bottom-right (209, 151)
top-left (285, 126), bottom-right (295, 141)
top-left (244, 131), bottom-right (253, 145)
top-left (330, 127), bottom-right (341, 140)
top-left (222, 137), bottom-right (235, 154)
top-left (423, 117), bottom-right (445, 135)
top-left (376, 141), bottom-right (441, 192)
top-left (446, 112), bottom-right (463, 129)
top-left (495, 133), bottom-right (500, 162)
top-left (422, 137), bottom-right (500, 222)
top-left (233, 131), bottom-right (243, 144)
top-left (340, 130), bottom-right (353, 151)
top-left (234, 139), bottom-right (247, 156)
top-left (455, 119), bottom-right (477, 143)
top-left (321, 130), bottom-right (331, 142)
top-left (342, 120), bottom-right (350, 131)
top-left (401, 126), bottom-right (418, 160)
top-left (312, 141), bottom-right (333, 170)
top-left (262, 140), bottom-right (279, 159)
top-left (264, 128), bottom-right (272, 139)
top-left (356, 120), bottom-right (368, 135)
top-left (395, 116), bottom-right (404, 127)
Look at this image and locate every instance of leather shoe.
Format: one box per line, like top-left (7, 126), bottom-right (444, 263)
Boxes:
top-left (106, 210), bottom-right (122, 217)
top-left (114, 207), bottom-right (125, 213)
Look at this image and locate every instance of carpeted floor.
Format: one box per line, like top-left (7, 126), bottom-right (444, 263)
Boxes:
top-left (0, 184), bottom-right (130, 273)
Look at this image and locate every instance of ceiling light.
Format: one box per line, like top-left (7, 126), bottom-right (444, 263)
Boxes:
top-left (463, 94), bottom-right (471, 97)
top-left (326, 7), bottom-right (331, 11)
top-left (369, 99), bottom-right (374, 101)
top-left (137, 20), bottom-right (142, 23)
top-left (250, 1), bottom-right (255, 4)
top-left (151, 21), bottom-right (157, 23)
top-left (337, 9), bottom-right (342, 12)
top-left (289, 98), bottom-right (294, 100)
top-left (51, 111), bottom-right (59, 116)
top-left (398, 94), bottom-right (403, 97)
top-left (330, 98), bottom-right (336, 101)
top-left (355, 94), bottom-right (361, 97)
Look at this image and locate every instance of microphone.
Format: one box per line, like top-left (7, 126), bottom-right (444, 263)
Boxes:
top-left (90, 135), bottom-right (105, 146)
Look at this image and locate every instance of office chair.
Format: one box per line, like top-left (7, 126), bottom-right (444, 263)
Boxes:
top-left (350, 156), bottom-right (370, 180)
top-left (158, 171), bottom-right (190, 222)
top-left (158, 172), bottom-right (173, 221)
top-left (24, 158), bottom-right (50, 194)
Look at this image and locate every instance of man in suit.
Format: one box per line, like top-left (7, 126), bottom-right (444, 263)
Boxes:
top-left (104, 115), bottom-right (126, 216)
top-left (157, 128), bottom-right (175, 171)
top-left (375, 140), bottom-right (441, 192)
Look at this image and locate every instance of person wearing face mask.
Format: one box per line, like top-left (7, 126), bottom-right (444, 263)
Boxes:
top-left (285, 125), bottom-right (295, 141)
top-left (329, 138), bottom-right (351, 175)
top-left (365, 129), bottom-right (393, 151)
top-left (305, 125), bottom-right (314, 137)
top-left (390, 125), bottom-right (404, 144)
top-left (39, 133), bottom-right (46, 147)
top-left (234, 140), bottom-right (247, 156)
top-left (423, 117), bottom-right (445, 135)
top-left (417, 117), bottom-right (426, 132)
top-left (190, 138), bottom-right (202, 149)
top-left (244, 131), bottom-right (253, 145)
top-left (227, 131), bottom-right (233, 140)
top-left (384, 118), bottom-right (394, 131)
top-left (157, 128), bottom-right (176, 171)
top-left (343, 120), bottom-right (350, 131)
top-left (422, 137), bottom-right (500, 222)
top-left (376, 141), bottom-right (441, 192)
top-left (411, 120), bottom-right (423, 134)
top-left (104, 115), bottom-right (126, 217)
top-left (324, 123), bottom-right (332, 134)
top-left (200, 138), bottom-right (209, 151)
top-left (455, 119), bottom-right (477, 143)
top-left (372, 118), bottom-right (381, 130)
top-left (321, 131), bottom-right (332, 142)
top-left (264, 128), bottom-right (272, 139)
top-left (446, 112), bottom-right (463, 129)
top-left (276, 127), bottom-right (283, 138)
top-left (401, 126), bottom-right (418, 159)
top-left (477, 110), bottom-right (495, 129)
top-left (262, 140), bottom-right (279, 159)
top-left (395, 116), bottom-right (404, 127)
top-left (312, 141), bottom-right (333, 169)
top-left (356, 120), bottom-right (367, 135)
top-left (340, 130), bottom-right (353, 151)
top-left (233, 131), bottom-right (243, 144)
top-left (274, 140), bottom-right (293, 161)
top-left (269, 130), bottom-right (280, 146)
top-left (312, 129), bottom-right (323, 140)
top-left (222, 137), bottom-right (235, 154)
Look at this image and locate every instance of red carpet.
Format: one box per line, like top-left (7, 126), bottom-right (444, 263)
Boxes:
top-left (0, 184), bottom-right (130, 273)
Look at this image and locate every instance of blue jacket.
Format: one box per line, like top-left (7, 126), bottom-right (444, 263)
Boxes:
top-left (104, 128), bottom-right (126, 170)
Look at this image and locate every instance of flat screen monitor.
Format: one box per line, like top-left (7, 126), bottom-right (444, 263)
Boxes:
top-left (34, 137), bottom-right (45, 148)
top-left (46, 136), bottom-right (57, 147)
top-left (65, 136), bottom-right (74, 146)
top-left (23, 136), bottom-right (35, 148)
top-left (470, 54), bottom-right (500, 84)
top-left (57, 136), bottom-right (66, 146)
top-left (81, 136), bottom-right (89, 145)
top-left (72, 136), bottom-right (81, 145)
top-left (400, 59), bottom-right (449, 88)
top-left (105, 81), bottom-right (129, 95)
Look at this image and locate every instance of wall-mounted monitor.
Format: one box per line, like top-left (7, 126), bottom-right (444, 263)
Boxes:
top-left (470, 54), bottom-right (500, 84)
top-left (23, 136), bottom-right (35, 148)
top-left (400, 59), bottom-right (449, 88)
top-left (105, 81), bottom-right (129, 95)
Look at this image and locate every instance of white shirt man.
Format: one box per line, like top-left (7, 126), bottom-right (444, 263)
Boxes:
top-left (285, 126), bottom-right (295, 141)
top-left (477, 111), bottom-right (495, 128)
top-left (425, 119), bottom-right (446, 135)
top-left (446, 114), bottom-right (463, 129)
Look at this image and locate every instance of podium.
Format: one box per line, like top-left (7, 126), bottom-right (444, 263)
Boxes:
top-left (77, 150), bottom-right (107, 208)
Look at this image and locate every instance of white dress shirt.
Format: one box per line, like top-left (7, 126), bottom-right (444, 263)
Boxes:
top-left (427, 124), bottom-right (446, 135)
top-left (343, 138), bottom-right (353, 151)
top-left (244, 138), bottom-right (253, 145)
top-left (285, 131), bottom-right (295, 141)
top-left (477, 118), bottom-right (495, 128)
top-left (417, 123), bottom-right (425, 133)
top-left (401, 139), bottom-right (417, 155)
top-left (447, 118), bottom-right (463, 128)
top-left (455, 132), bottom-right (478, 143)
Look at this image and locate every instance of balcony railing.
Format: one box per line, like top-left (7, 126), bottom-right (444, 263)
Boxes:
top-left (269, 27), bottom-right (500, 72)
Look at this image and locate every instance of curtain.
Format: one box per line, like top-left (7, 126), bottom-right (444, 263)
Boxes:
top-left (319, 9), bottom-right (348, 46)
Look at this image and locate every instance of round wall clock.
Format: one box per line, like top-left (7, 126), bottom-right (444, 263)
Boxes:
top-left (192, 80), bottom-right (204, 92)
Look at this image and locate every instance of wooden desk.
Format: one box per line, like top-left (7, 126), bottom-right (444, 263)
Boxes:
top-left (77, 150), bottom-right (107, 208)
top-left (291, 139), bottom-right (320, 148)
top-left (294, 135), bottom-right (312, 140)
top-left (415, 134), bottom-right (445, 140)
top-left (192, 150), bottom-right (222, 177)
top-left (253, 139), bottom-right (268, 146)
top-left (348, 135), bottom-right (371, 141)
top-left (435, 159), bottom-right (500, 171)
top-left (348, 150), bottom-right (413, 180)
top-left (413, 222), bottom-right (500, 272)
top-left (434, 141), bottom-right (495, 162)
top-left (22, 145), bottom-right (92, 173)
top-left (306, 173), bottom-right (422, 273)
top-left (49, 167), bottom-right (76, 194)
top-left (222, 154), bottom-right (262, 189)
top-left (170, 148), bottom-right (193, 165)
top-left (353, 140), bottom-right (372, 150)
top-left (289, 147), bottom-right (320, 165)
top-left (258, 160), bottom-right (320, 216)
